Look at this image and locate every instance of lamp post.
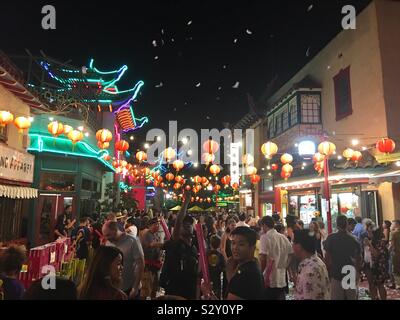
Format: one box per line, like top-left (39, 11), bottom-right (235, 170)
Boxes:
top-left (323, 156), bottom-right (332, 233)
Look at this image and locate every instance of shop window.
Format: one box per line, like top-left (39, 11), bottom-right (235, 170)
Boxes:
top-left (282, 105), bottom-right (289, 131)
top-left (301, 94), bottom-right (320, 123)
top-left (0, 198), bottom-right (28, 242)
top-left (262, 178), bottom-right (273, 192)
top-left (289, 97), bottom-right (298, 126)
top-left (275, 112), bottom-right (283, 135)
top-left (334, 66), bottom-right (352, 120)
top-left (40, 172), bottom-right (76, 192)
top-left (0, 125), bottom-right (7, 142)
top-left (267, 116), bottom-right (275, 139)
top-left (82, 178), bottom-right (92, 191)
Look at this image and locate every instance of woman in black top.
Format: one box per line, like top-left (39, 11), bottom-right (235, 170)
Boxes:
top-left (220, 219), bottom-right (236, 260)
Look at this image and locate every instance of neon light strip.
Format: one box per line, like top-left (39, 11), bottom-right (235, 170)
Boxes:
top-left (105, 80), bottom-right (144, 96)
top-left (275, 173), bottom-right (373, 188)
top-left (28, 134), bottom-right (115, 172)
top-left (89, 59), bottom-right (128, 75)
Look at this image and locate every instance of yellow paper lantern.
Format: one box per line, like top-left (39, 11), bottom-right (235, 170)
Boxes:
top-left (318, 141), bottom-right (336, 156)
top-left (261, 141), bottom-right (278, 159)
top-left (342, 148), bottom-right (355, 161)
top-left (280, 153), bottom-right (293, 164)
top-left (97, 141), bottom-right (110, 149)
top-left (0, 111), bottom-right (14, 127)
top-left (202, 152), bottom-right (215, 164)
top-left (313, 153), bottom-right (326, 163)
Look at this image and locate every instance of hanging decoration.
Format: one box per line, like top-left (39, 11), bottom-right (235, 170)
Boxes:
top-left (280, 171), bottom-right (291, 180)
top-left (242, 154), bottom-right (254, 166)
top-left (172, 159), bottom-right (184, 171)
top-left (251, 174), bottom-right (261, 184)
top-left (202, 153), bottom-right (215, 165)
top-left (271, 163), bottom-right (279, 171)
top-left (210, 164), bottom-right (221, 176)
top-left (136, 151), bottom-right (147, 163)
top-left (96, 129), bottom-right (113, 144)
top-left (164, 147), bottom-right (176, 162)
top-left (220, 175), bottom-right (231, 186)
top-left (115, 139), bottom-right (130, 152)
top-left (63, 125), bottom-right (73, 135)
top-left (261, 141), bottom-right (278, 159)
top-left (47, 121), bottom-right (64, 138)
top-left (318, 141), bottom-right (336, 156)
top-left (194, 175), bottom-right (202, 184)
top-left (351, 151), bottom-right (362, 163)
top-left (246, 166), bottom-right (257, 175)
top-left (342, 148), bottom-right (355, 161)
top-left (376, 138), bottom-right (395, 154)
top-left (68, 129), bottom-right (84, 145)
top-left (175, 175), bottom-right (184, 184)
top-left (166, 173), bottom-right (175, 182)
top-left (97, 141), bottom-right (110, 149)
top-left (203, 140), bottom-right (219, 154)
top-left (280, 153), bottom-right (293, 164)
top-left (14, 116), bottom-right (31, 133)
top-left (282, 164), bottom-right (293, 173)
top-left (0, 111), bottom-right (14, 127)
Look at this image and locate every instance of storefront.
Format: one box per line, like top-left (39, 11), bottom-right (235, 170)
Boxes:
top-left (27, 115), bottom-right (115, 246)
top-left (0, 144), bottom-right (37, 246)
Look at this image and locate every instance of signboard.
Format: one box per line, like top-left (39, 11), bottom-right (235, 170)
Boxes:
top-left (230, 143), bottom-right (240, 186)
top-left (0, 144), bottom-right (35, 183)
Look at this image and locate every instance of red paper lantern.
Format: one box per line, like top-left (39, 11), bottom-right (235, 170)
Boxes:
top-left (351, 151), bottom-right (362, 163)
top-left (271, 163), bottom-right (279, 171)
top-left (156, 176), bottom-right (163, 183)
top-left (175, 175), bottom-right (184, 184)
top-left (166, 173), bottom-right (175, 181)
top-left (185, 185), bottom-right (191, 191)
top-left (115, 140), bottom-right (129, 152)
top-left (251, 174), bottom-right (261, 184)
top-left (160, 182), bottom-right (165, 188)
top-left (173, 183), bottom-right (181, 190)
top-left (376, 138), bottom-right (395, 154)
top-left (221, 175), bottom-right (231, 185)
top-left (103, 154), bottom-right (111, 161)
top-left (232, 182), bottom-right (239, 190)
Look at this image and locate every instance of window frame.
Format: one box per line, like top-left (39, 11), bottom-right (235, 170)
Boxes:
top-left (300, 94), bottom-right (321, 124)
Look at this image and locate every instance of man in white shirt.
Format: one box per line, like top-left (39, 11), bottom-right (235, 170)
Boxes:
top-left (259, 216), bottom-right (293, 300)
top-left (236, 213), bottom-right (250, 228)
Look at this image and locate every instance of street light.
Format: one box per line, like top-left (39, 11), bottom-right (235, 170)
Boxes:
top-left (144, 143), bottom-right (150, 149)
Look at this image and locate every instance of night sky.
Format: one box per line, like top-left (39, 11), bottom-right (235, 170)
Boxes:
top-left (2, 0), bottom-right (371, 148)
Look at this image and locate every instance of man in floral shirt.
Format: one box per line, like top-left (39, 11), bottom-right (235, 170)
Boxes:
top-left (293, 229), bottom-right (330, 300)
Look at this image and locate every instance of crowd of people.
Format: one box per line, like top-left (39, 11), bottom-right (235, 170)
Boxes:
top-left (1, 192), bottom-right (400, 300)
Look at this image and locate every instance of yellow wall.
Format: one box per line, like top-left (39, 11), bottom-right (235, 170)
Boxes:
top-left (0, 83), bottom-right (30, 152)
top-left (378, 182), bottom-right (395, 221)
top-left (266, 1), bottom-right (387, 151)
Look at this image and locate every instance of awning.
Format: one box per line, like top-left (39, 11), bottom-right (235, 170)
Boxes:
top-left (0, 185), bottom-right (38, 199)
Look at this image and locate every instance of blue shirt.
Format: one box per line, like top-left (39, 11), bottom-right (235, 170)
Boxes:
top-left (352, 223), bottom-right (364, 242)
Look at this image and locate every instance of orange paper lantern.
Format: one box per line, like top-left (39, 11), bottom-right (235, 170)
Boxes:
top-left (68, 129), bottom-right (84, 144)
top-left (210, 164), bottom-right (221, 176)
top-left (280, 153), bottom-right (293, 164)
top-left (48, 121), bottom-right (64, 137)
top-left (151, 171), bottom-right (160, 179)
top-left (351, 151), bottom-right (362, 163)
top-left (164, 147), bottom-right (176, 161)
top-left (194, 175), bottom-right (202, 184)
top-left (14, 116), bottom-right (31, 133)
top-left (103, 154), bottom-right (111, 161)
top-left (136, 151), bottom-right (147, 163)
top-left (220, 175), bottom-right (231, 185)
top-left (312, 153), bottom-right (325, 163)
top-left (172, 159), bottom-right (185, 171)
top-left (202, 153), bottom-right (215, 164)
top-left (280, 171), bottom-right (291, 180)
top-left (156, 176), bottom-right (163, 183)
top-left (0, 111), bottom-right (14, 127)
top-left (166, 173), bottom-right (175, 181)
top-left (173, 183), bottom-right (182, 190)
top-left (282, 164), bottom-right (293, 173)
top-left (232, 182), bottom-right (239, 190)
top-left (63, 125), bottom-right (73, 135)
top-left (175, 175), bottom-right (184, 184)
top-left (213, 185), bottom-right (221, 193)
top-left (96, 129), bottom-right (113, 143)
top-left (97, 141), bottom-right (110, 149)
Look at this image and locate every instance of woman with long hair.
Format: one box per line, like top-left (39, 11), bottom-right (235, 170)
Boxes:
top-left (78, 246), bottom-right (127, 300)
top-left (309, 221), bottom-right (323, 259)
top-left (220, 218), bottom-right (236, 260)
